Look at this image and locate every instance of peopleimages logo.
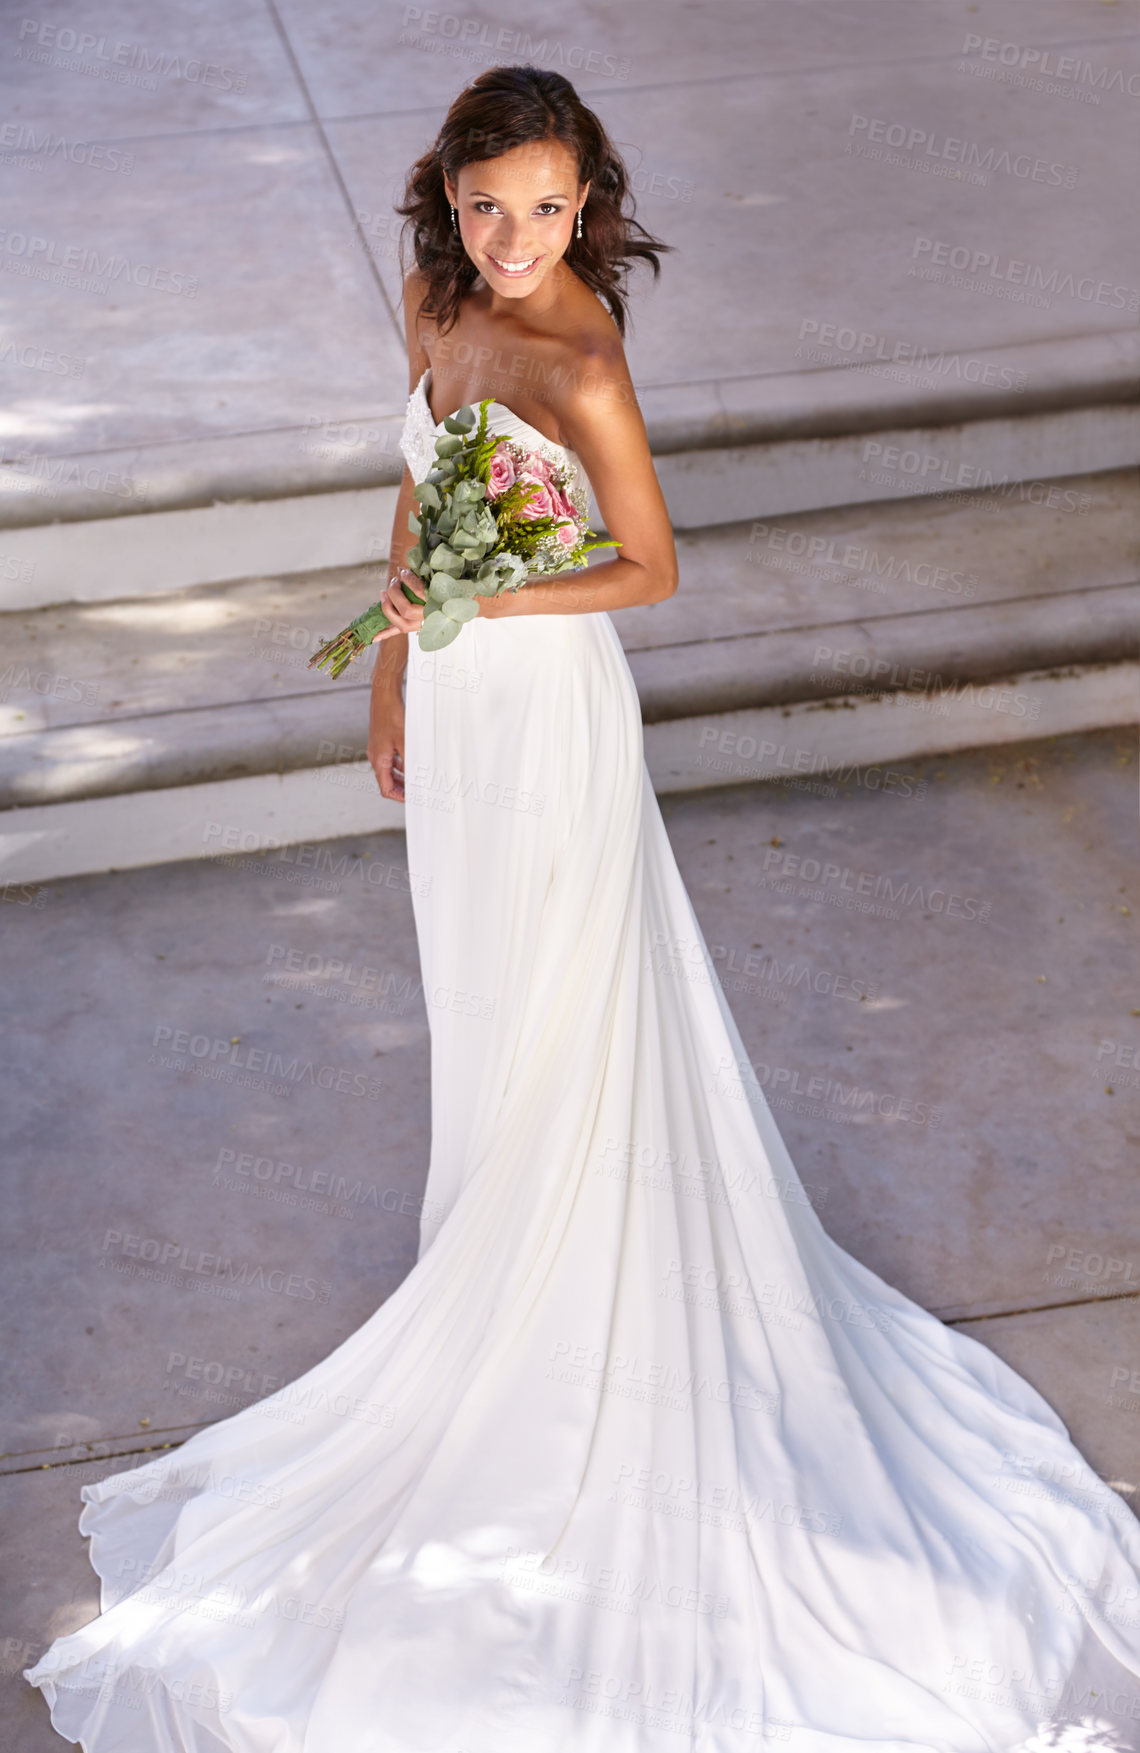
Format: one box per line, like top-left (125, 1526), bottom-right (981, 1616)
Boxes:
top-left (910, 237), bottom-right (1138, 312)
top-left (0, 340), bottom-right (84, 375)
top-left (960, 33), bottom-right (1140, 99)
top-left (749, 516), bottom-right (981, 595)
top-left (696, 726), bottom-right (927, 798)
top-left (15, 19), bottom-right (249, 90)
top-left (0, 123), bottom-right (133, 172)
top-left (757, 846), bottom-right (992, 922)
top-left (0, 229), bottom-right (198, 295)
top-left (711, 1053), bottom-right (942, 1130)
top-left (149, 1025), bottom-right (383, 1101)
top-left (794, 319), bottom-right (1027, 391)
top-left (397, 8), bottom-right (631, 80)
top-left (99, 1229), bottom-right (331, 1303)
top-left (846, 114), bottom-right (1078, 188)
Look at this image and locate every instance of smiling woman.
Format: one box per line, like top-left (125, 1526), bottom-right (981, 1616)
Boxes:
top-left (24, 59), bottom-right (1140, 1753)
top-left (395, 62), bottom-right (670, 338)
top-left (361, 65), bottom-right (684, 785)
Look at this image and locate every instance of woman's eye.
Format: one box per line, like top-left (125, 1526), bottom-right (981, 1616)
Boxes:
top-left (471, 202), bottom-right (563, 216)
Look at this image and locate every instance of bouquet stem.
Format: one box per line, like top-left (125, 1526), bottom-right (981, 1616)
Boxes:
top-left (308, 582), bottom-right (426, 679)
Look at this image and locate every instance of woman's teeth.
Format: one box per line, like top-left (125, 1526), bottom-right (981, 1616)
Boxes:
top-left (489, 256), bottom-right (539, 276)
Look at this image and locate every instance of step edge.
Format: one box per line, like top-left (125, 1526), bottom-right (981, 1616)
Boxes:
top-left (2, 325), bottom-right (1137, 531)
top-left (1, 618), bottom-right (1135, 809)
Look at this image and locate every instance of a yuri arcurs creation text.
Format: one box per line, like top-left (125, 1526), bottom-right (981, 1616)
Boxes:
top-left (308, 400), bottom-right (618, 676)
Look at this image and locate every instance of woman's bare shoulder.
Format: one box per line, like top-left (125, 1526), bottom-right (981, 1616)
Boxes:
top-left (401, 262), bottom-right (431, 311)
top-left (562, 274), bottom-right (625, 359)
top-left (548, 287), bottom-right (635, 434)
top-left (401, 266), bottom-right (433, 383)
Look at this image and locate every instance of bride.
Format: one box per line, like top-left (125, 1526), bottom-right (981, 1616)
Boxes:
top-left (26, 64), bottom-right (1140, 1753)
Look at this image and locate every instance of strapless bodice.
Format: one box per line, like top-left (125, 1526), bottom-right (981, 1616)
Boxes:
top-left (399, 368), bottom-right (590, 511)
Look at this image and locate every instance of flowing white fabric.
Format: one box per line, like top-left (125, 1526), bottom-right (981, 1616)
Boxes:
top-left (25, 370), bottom-right (1140, 1753)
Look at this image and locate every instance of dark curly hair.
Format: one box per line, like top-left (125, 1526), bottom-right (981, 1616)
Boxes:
top-left (395, 65), bottom-right (671, 339)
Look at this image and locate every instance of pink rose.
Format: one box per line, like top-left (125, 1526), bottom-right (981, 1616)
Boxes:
top-left (553, 519), bottom-right (578, 550)
top-left (516, 471), bottom-right (559, 521)
top-left (552, 486), bottom-right (578, 524)
top-left (487, 444), bottom-right (517, 499)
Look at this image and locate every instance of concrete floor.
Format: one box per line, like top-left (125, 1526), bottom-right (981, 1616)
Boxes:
top-left (1, 0), bottom-right (1137, 473)
top-left (2, 724), bottom-right (1138, 1748)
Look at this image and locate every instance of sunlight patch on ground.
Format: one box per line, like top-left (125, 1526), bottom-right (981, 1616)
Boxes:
top-left (86, 597), bottom-right (250, 632)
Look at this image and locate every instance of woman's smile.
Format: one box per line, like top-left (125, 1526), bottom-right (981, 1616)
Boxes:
top-left (485, 253), bottom-right (542, 277)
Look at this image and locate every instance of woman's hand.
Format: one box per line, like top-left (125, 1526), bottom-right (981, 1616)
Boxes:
top-left (372, 568), bottom-right (425, 641)
top-left (368, 694), bottom-right (406, 802)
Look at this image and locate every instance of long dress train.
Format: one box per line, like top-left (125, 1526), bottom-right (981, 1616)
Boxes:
top-left (25, 369), bottom-right (1140, 1752)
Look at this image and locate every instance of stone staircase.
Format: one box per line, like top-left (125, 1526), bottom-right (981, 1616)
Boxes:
top-left (1, 333), bottom-right (1137, 883)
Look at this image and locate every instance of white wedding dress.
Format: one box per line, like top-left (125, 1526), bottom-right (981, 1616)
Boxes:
top-left (26, 369), bottom-right (1140, 1752)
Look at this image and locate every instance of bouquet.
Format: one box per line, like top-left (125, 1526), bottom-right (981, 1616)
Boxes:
top-left (308, 399), bottom-right (619, 675)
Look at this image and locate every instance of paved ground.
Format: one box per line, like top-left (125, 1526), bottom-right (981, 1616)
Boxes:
top-left (2, 2), bottom-right (1139, 1745)
top-left (2, 724), bottom-right (1137, 1747)
top-left (1, 0), bottom-right (1137, 500)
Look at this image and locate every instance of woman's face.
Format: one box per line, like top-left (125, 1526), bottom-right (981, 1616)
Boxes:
top-left (445, 139), bottom-right (587, 298)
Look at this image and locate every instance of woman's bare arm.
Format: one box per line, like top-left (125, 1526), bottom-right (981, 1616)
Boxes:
top-left (367, 271), bottom-right (432, 802)
top-left (484, 345), bottom-right (678, 618)
top-left (374, 332), bottom-right (679, 650)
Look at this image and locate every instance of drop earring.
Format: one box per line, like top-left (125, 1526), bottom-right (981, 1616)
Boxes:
top-left (576, 207), bottom-right (583, 240)
top-left (450, 204), bottom-right (458, 233)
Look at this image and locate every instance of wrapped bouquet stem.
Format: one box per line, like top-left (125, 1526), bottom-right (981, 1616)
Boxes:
top-left (308, 400), bottom-right (618, 677)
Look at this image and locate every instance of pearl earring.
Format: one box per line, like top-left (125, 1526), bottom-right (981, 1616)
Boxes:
top-left (576, 207), bottom-right (583, 240)
top-left (450, 204), bottom-right (457, 233)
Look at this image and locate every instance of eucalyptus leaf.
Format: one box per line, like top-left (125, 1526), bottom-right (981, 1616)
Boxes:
top-left (443, 406), bottom-right (476, 433)
top-left (434, 435), bottom-right (464, 458)
top-left (414, 481), bottom-right (441, 511)
top-left (428, 544), bottom-right (465, 576)
top-left (441, 597), bottom-right (479, 623)
top-left (418, 611), bottom-right (463, 652)
top-left (427, 573), bottom-right (467, 601)
top-left (496, 553), bottom-right (529, 590)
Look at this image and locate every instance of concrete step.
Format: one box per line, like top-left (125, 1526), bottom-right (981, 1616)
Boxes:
top-left (3, 585), bottom-right (1136, 811)
top-left (2, 331), bottom-right (1137, 612)
top-left (0, 467), bottom-right (1135, 882)
top-left (3, 466), bottom-right (1135, 737)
